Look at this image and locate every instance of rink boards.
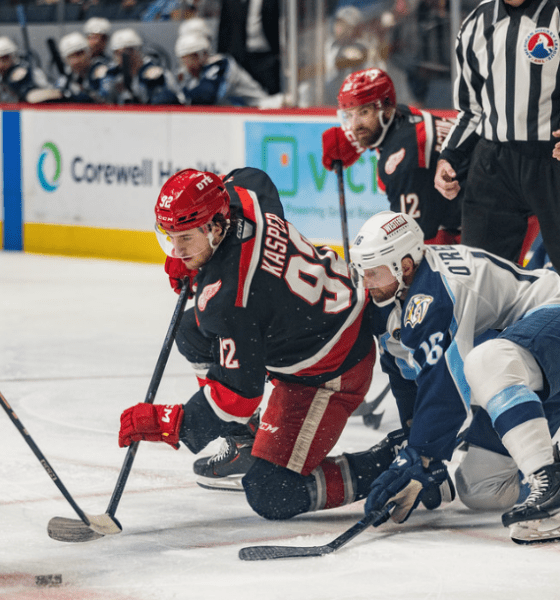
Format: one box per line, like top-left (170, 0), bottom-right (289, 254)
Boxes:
top-left (0, 104), bottom-right (389, 262)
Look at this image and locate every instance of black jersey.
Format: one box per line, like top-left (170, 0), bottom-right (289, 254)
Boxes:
top-left (376, 105), bottom-right (464, 239)
top-left (192, 167), bottom-right (373, 421)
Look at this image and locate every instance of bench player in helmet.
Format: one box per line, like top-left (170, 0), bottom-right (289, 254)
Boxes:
top-left (322, 68), bottom-right (465, 244)
top-left (174, 32), bottom-right (270, 107)
top-left (118, 167), bottom-right (436, 521)
top-left (350, 210), bottom-right (560, 543)
top-left (0, 36), bottom-right (54, 103)
top-left (100, 28), bottom-right (180, 105)
top-left (55, 32), bottom-right (108, 103)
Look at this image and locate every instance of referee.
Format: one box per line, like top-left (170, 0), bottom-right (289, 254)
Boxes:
top-left (434, 0), bottom-right (560, 270)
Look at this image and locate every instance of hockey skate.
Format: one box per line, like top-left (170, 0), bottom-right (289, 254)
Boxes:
top-left (502, 461), bottom-right (560, 543)
top-left (193, 412), bottom-right (259, 492)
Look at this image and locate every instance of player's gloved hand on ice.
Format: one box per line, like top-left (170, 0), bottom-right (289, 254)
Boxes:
top-left (164, 256), bottom-right (198, 296)
top-left (365, 446), bottom-right (449, 523)
top-left (118, 403), bottom-right (184, 449)
top-left (321, 126), bottom-right (365, 171)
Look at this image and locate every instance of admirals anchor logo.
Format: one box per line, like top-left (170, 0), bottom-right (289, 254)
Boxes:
top-left (404, 294), bottom-right (433, 328)
top-left (524, 29), bottom-right (558, 64)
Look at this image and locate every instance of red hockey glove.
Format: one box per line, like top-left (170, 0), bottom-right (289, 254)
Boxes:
top-left (164, 256), bottom-right (198, 296)
top-left (118, 403), bottom-right (184, 449)
top-left (322, 126), bottom-right (364, 171)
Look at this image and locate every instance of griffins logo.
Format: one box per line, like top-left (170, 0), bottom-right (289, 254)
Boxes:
top-left (37, 142), bottom-right (62, 192)
top-left (524, 29), bottom-right (558, 64)
top-left (404, 294), bottom-right (433, 328)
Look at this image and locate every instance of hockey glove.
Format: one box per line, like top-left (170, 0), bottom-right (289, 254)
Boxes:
top-left (321, 126), bottom-right (365, 171)
top-left (365, 446), bottom-right (449, 523)
top-left (118, 403), bottom-right (184, 449)
top-left (164, 256), bottom-right (198, 297)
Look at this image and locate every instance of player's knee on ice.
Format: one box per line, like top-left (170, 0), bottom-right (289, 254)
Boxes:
top-left (242, 459), bottom-right (313, 520)
top-left (464, 339), bottom-right (544, 408)
top-left (455, 445), bottom-right (522, 510)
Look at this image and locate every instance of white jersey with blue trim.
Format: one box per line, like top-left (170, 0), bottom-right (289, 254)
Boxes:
top-left (376, 244), bottom-right (560, 460)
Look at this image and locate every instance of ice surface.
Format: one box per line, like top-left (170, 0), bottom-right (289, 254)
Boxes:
top-left (1, 251), bottom-right (559, 600)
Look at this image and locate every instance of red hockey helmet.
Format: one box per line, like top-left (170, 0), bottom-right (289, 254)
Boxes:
top-left (155, 169), bottom-right (230, 233)
top-left (337, 68), bottom-right (396, 111)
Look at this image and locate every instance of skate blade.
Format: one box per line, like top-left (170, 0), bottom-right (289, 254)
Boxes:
top-left (510, 515), bottom-right (560, 545)
top-left (196, 475), bottom-right (244, 492)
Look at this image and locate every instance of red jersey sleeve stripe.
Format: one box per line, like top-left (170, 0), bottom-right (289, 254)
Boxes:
top-left (203, 379), bottom-right (262, 422)
top-left (234, 187), bottom-right (263, 308)
top-left (409, 105), bottom-right (428, 169)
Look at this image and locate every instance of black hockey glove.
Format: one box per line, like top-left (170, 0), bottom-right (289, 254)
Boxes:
top-left (365, 446), bottom-right (449, 523)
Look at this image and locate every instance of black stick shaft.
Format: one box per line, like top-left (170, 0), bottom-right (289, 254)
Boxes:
top-left (16, 5), bottom-right (31, 63)
top-left (0, 390), bottom-right (91, 526)
top-left (106, 283), bottom-right (190, 516)
top-left (47, 38), bottom-right (66, 76)
top-left (334, 160), bottom-right (350, 264)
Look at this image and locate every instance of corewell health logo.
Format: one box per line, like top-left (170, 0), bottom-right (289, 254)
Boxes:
top-left (37, 142), bottom-right (62, 192)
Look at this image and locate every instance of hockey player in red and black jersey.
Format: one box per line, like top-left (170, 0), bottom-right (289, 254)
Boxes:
top-left (322, 68), bottom-right (466, 244)
top-left (117, 167), bottom-right (452, 521)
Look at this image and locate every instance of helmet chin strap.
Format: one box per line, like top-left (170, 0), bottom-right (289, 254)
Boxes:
top-left (370, 270), bottom-right (408, 307)
top-left (207, 219), bottom-right (230, 254)
top-left (368, 108), bottom-right (395, 149)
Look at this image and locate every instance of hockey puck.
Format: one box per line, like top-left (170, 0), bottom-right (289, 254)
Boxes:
top-left (35, 574), bottom-right (62, 587)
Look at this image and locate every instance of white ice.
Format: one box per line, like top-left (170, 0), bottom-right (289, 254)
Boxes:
top-left (1, 251), bottom-right (559, 600)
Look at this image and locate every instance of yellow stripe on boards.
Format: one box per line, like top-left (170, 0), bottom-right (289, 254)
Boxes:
top-left (23, 223), bottom-right (166, 264)
top-left (6, 222), bottom-right (345, 264)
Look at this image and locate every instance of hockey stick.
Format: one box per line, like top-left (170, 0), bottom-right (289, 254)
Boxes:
top-left (16, 4), bottom-right (31, 65)
top-left (333, 160), bottom-right (351, 264)
top-left (239, 502), bottom-right (395, 560)
top-left (333, 159), bottom-right (388, 424)
top-left (351, 381), bottom-right (390, 417)
top-left (0, 390), bottom-right (104, 542)
top-left (335, 160), bottom-right (390, 427)
top-left (47, 38), bottom-right (66, 77)
top-left (47, 283), bottom-right (190, 543)
top-left (333, 160), bottom-right (390, 429)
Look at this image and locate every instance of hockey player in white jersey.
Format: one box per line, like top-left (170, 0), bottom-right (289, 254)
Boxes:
top-left (350, 210), bottom-right (560, 544)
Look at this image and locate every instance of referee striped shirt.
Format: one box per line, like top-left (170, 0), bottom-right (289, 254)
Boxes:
top-left (441, 0), bottom-right (560, 164)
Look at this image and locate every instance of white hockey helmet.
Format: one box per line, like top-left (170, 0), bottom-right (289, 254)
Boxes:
top-left (175, 32), bottom-right (210, 57)
top-left (83, 17), bottom-right (111, 36)
top-left (335, 5), bottom-right (363, 28)
top-left (59, 32), bottom-right (89, 58)
top-left (178, 17), bottom-right (211, 39)
top-left (110, 28), bottom-right (143, 52)
top-left (350, 211), bottom-right (424, 305)
top-left (0, 36), bottom-right (17, 58)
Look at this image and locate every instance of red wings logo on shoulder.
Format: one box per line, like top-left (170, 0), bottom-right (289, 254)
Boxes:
top-left (385, 148), bottom-right (405, 175)
top-left (198, 280), bottom-right (222, 311)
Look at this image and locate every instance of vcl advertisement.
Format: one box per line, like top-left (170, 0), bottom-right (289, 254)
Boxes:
top-left (244, 120), bottom-right (388, 243)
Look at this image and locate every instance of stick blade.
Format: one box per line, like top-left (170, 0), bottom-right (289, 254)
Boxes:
top-left (47, 513), bottom-right (122, 543)
top-left (47, 517), bottom-right (104, 543)
top-left (239, 544), bottom-right (333, 561)
top-left (86, 513), bottom-right (123, 535)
